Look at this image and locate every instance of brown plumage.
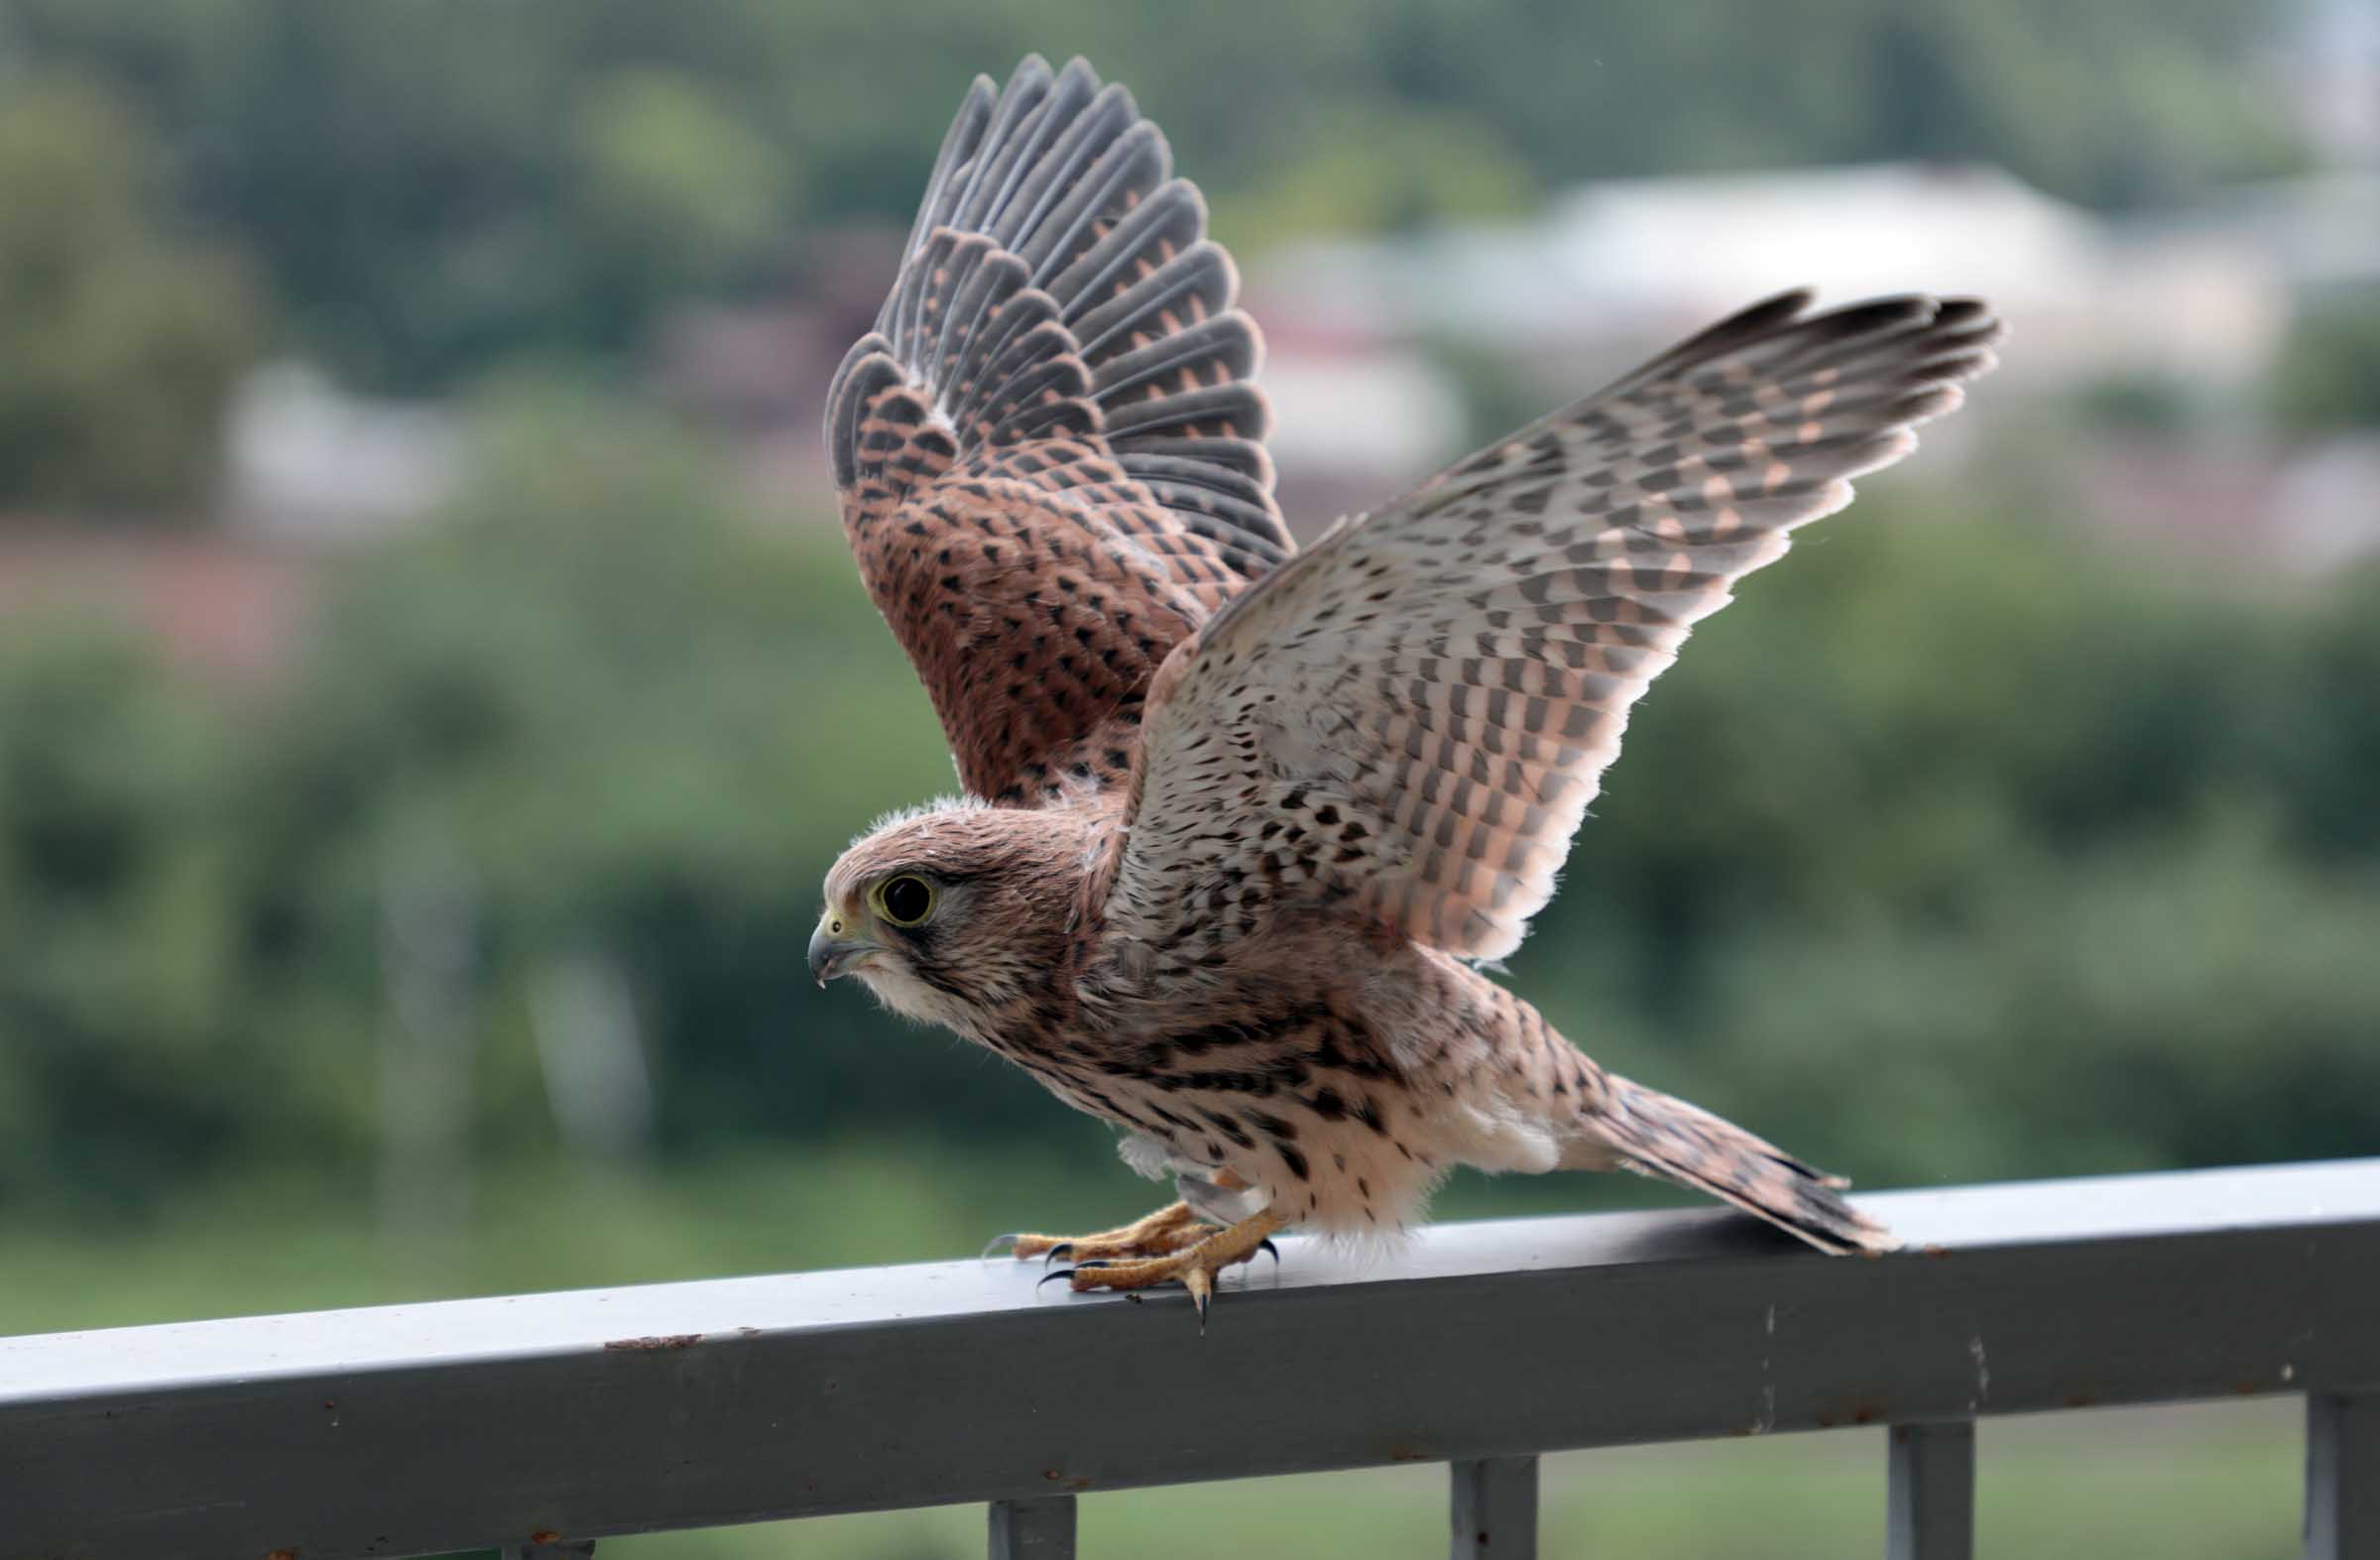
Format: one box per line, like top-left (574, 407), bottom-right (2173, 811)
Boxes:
top-left (811, 56), bottom-right (2002, 1310)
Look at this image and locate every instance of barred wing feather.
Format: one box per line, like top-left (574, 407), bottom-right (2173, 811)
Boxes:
top-left (825, 56), bottom-right (1289, 803)
top-left (1107, 291), bottom-right (2003, 962)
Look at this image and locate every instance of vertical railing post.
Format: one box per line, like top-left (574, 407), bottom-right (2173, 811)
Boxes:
top-left (1450, 1454), bottom-right (1540, 1558)
top-left (990, 1494), bottom-right (1078, 1559)
top-left (2307, 1392), bottom-right (2377, 1560)
top-left (1887, 1420), bottom-right (1976, 1560)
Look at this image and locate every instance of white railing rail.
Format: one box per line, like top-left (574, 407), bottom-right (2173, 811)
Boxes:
top-left (4, 1158), bottom-right (2376, 1560)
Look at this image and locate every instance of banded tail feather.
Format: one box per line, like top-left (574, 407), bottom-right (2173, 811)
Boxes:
top-left (1584, 1073), bottom-right (1898, 1255)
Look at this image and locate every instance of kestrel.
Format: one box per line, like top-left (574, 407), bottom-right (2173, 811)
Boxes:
top-left (810, 56), bottom-right (2000, 1320)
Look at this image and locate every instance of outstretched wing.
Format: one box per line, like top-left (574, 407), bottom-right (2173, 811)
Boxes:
top-left (1100, 292), bottom-right (2002, 964)
top-left (825, 56), bottom-right (1289, 804)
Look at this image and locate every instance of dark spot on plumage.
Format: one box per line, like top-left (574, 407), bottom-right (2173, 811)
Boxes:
top-left (1170, 1067), bottom-right (1279, 1096)
top-left (1197, 1108), bottom-right (1254, 1148)
top-left (1248, 1110), bottom-right (1295, 1140)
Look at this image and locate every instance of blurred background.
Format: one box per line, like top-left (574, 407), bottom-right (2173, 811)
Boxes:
top-left (1, 1), bottom-right (2375, 1555)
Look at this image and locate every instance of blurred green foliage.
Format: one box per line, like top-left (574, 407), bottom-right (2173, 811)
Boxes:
top-left (0, 0), bottom-right (2303, 394)
top-left (0, 9), bottom-right (2364, 1553)
top-left (2270, 285), bottom-right (2380, 437)
top-left (3, 390), bottom-right (2375, 1218)
top-left (0, 74), bottom-right (258, 513)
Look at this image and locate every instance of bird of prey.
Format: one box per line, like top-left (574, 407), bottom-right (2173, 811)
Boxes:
top-left (810, 56), bottom-right (2000, 1320)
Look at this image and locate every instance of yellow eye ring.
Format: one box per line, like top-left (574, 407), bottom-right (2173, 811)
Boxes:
top-left (873, 874), bottom-right (936, 928)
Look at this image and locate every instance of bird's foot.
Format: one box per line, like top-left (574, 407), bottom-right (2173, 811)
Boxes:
top-left (1042, 1209), bottom-right (1287, 1329)
top-left (983, 1199), bottom-right (1214, 1263)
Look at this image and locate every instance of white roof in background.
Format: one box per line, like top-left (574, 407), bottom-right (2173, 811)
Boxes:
top-left (226, 362), bottom-right (462, 541)
top-left (1259, 164), bottom-right (2108, 346)
top-left (2174, 171), bottom-right (2380, 290)
top-left (1254, 161), bottom-right (2290, 386)
top-left (1259, 347), bottom-right (1467, 476)
top-left (1543, 163), bottom-right (2103, 318)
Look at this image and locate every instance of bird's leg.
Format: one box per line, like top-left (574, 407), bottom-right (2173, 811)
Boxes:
top-left (988, 1200), bottom-right (1212, 1262)
top-left (1052, 1208), bottom-right (1289, 1326)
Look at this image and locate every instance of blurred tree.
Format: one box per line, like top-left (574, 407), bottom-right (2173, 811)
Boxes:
top-left (0, 397), bottom-right (2375, 1211)
top-left (0, 76), bottom-right (259, 515)
top-left (2068, 373), bottom-right (2200, 435)
top-left (1360, 0), bottom-right (2302, 210)
top-left (569, 70), bottom-right (789, 311)
top-left (1506, 493), bottom-right (2379, 1180)
top-left (1216, 105), bottom-right (1534, 246)
top-left (2269, 287), bottom-right (2380, 437)
top-left (0, 0), bottom-right (2310, 392)
top-left (1675, 814), bottom-right (2380, 1186)
top-left (0, 619), bottom-right (260, 1205)
top-left (0, 0), bottom-right (2363, 1217)
top-left (246, 383), bottom-right (1064, 1167)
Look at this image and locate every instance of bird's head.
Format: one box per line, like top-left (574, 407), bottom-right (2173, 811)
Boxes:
top-left (810, 799), bottom-right (1087, 1036)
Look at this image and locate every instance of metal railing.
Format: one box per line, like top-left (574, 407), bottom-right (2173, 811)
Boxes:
top-left (4, 1158), bottom-right (2376, 1560)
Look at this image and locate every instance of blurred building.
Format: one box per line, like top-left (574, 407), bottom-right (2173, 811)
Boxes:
top-left (0, 526), bottom-right (309, 684)
top-left (178, 165), bottom-right (2370, 579)
top-left (2272, 0), bottom-right (2380, 170)
top-left (223, 363), bottom-right (463, 543)
top-left (1248, 161), bottom-right (2380, 569)
top-left (1253, 161), bottom-right (2289, 418)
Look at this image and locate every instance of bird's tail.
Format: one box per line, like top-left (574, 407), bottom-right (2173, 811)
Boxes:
top-left (1575, 1073), bottom-right (1898, 1255)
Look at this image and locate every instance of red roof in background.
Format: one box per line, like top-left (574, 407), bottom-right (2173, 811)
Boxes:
top-left (0, 527), bottom-right (313, 686)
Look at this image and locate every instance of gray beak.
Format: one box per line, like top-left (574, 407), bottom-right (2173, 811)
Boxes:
top-left (808, 925), bottom-right (877, 986)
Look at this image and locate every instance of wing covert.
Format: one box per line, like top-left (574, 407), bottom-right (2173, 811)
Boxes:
top-left (825, 56), bottom-right (1289, 803)
top-left (1102, 292), bottom-right (2004, 964)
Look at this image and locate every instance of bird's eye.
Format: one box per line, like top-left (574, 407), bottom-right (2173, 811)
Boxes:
top-left (875, 874), bottom-right (935, 927)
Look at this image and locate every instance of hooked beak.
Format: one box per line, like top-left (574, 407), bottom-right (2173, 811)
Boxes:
top-left (808, 922), bottom-right (882, 986)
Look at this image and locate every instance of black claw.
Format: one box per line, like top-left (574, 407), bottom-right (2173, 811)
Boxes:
top-left (1041, 1242), bottom-right (1076, 1265)
top-left (1194, 1288), bottom-right (1211, 1333)
top-left (1037, 1259), bottom-right (1113, 1292)
top-left (1256, 1238), bottom-right (1281, 1265)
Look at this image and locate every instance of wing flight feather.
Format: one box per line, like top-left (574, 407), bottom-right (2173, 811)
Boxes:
top-left (824, 56), bottom-right (1289, 803)
top-left (1103, 292), bottom-right (2004, 962)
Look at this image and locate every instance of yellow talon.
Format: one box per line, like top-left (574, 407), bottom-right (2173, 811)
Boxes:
top-left (1062, 1209), bottom-right (1287, 1329)
top-left (995, 1199), bottom-right (1212, 1262)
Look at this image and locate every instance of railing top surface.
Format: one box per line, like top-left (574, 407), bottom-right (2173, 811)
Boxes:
top-left (6, 1156), bottom-right (2379, 1399)
top-left (6, 1157), bottom-right (2378, 1560)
